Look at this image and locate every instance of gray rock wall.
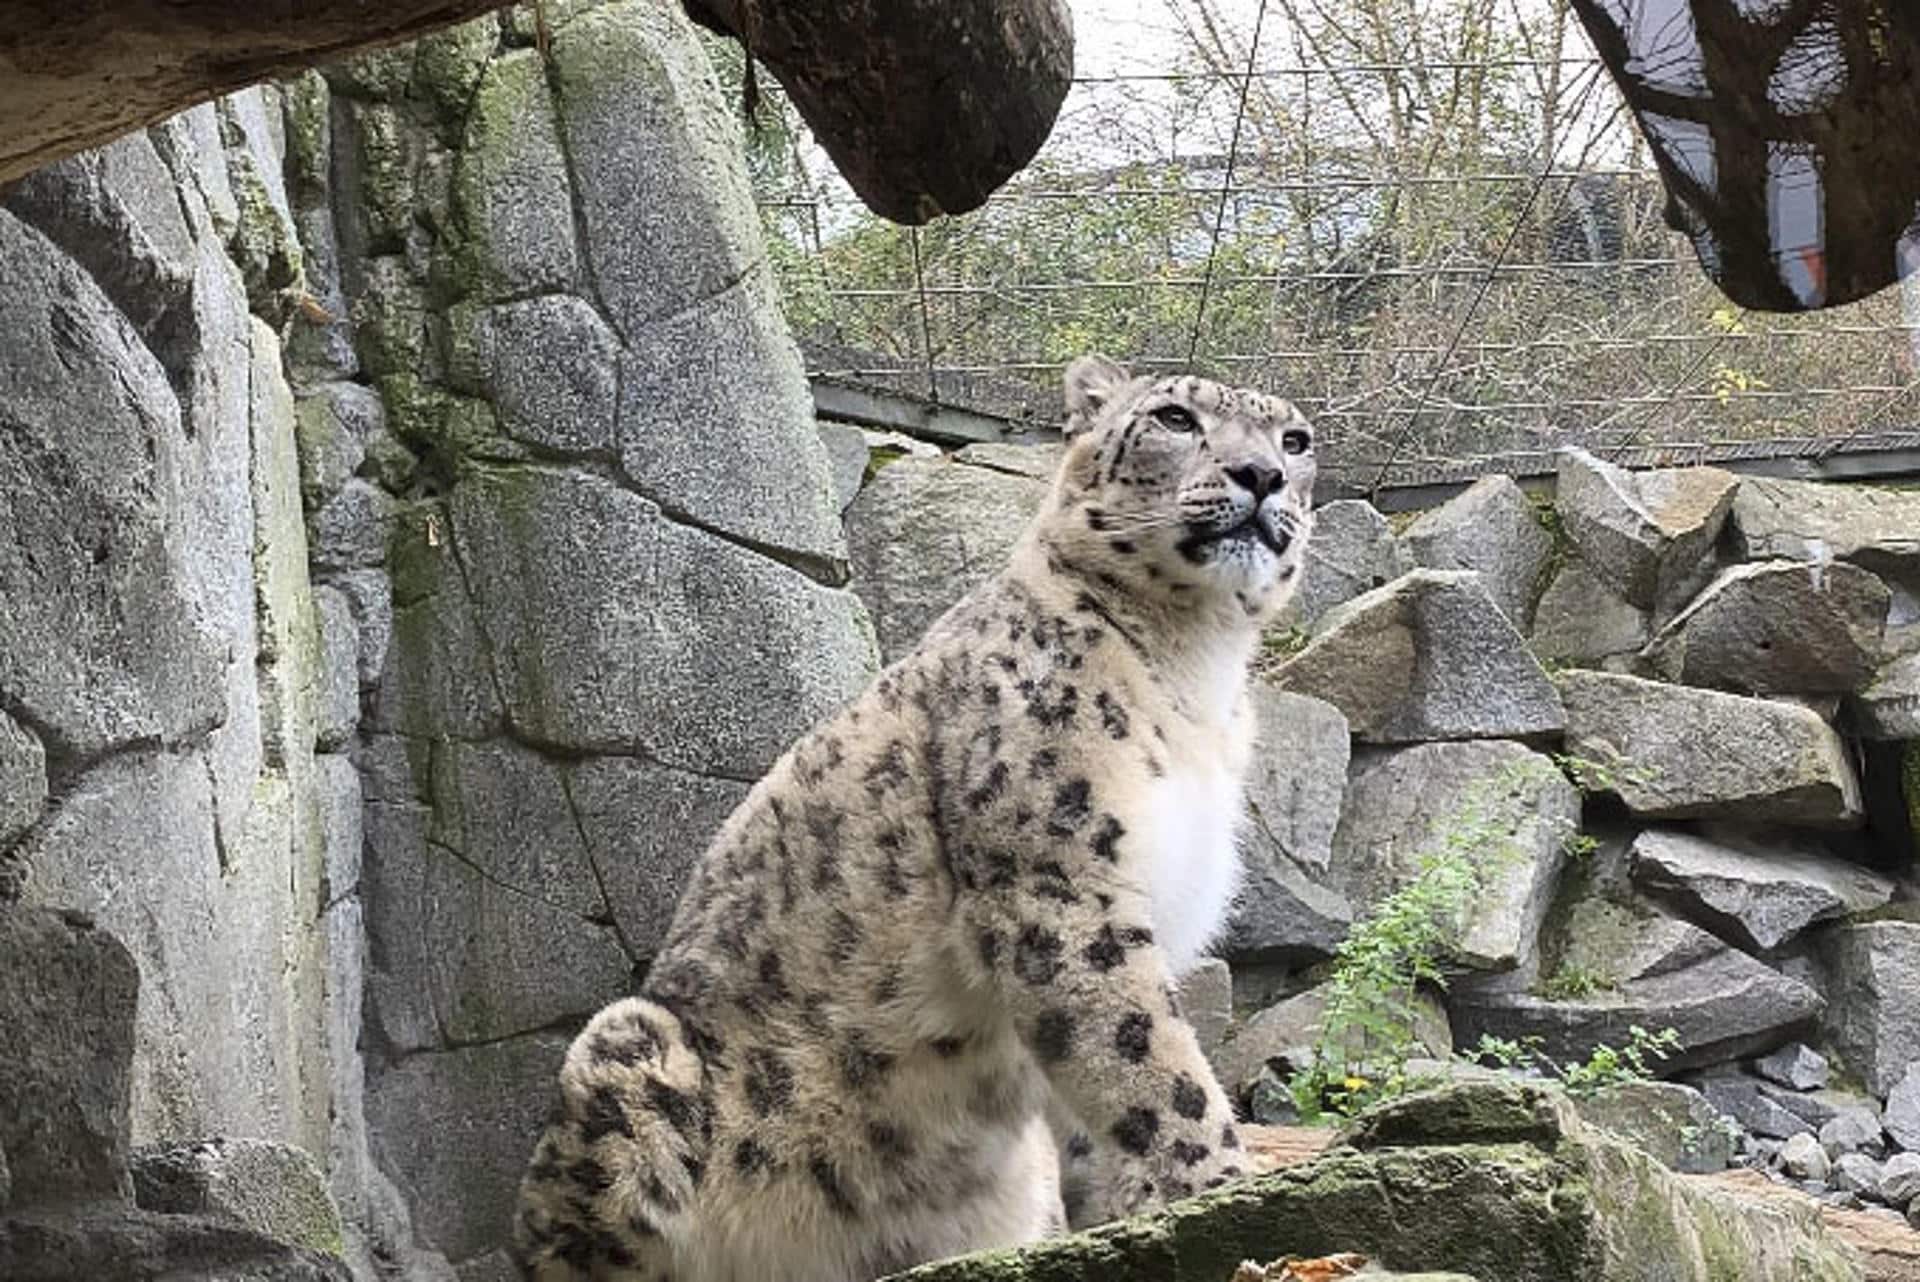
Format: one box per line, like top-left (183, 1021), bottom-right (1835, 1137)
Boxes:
top-left (0, 95), bottom-right (336, 1165)
top-left (1, 3), bottom-right (876, 1276)
top-left (288, 4), bottom-right (877, 1274)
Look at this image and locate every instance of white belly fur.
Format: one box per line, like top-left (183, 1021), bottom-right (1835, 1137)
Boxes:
top-left (1139, 764), bottom-right (1244, 976)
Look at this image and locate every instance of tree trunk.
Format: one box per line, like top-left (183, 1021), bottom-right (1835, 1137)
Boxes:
top-left (686, 0), bottom-right (1073, 223)
top-left (0, 0), bottom-right (1074, 224)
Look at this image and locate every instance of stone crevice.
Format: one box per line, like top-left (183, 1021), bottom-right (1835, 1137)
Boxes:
top-left (381, 1012), bottom-right (590, 1065)
top-left (419, 833), bottom-right (613, 930)
top-left (556, 769), bottom-right (643, 971)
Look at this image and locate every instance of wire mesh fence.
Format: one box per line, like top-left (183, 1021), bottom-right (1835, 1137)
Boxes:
top-left (716, 0), bottom-right (1920, 493)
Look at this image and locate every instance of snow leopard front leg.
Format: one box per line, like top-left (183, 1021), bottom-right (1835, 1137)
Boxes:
top-left (965, 881), bottom-right (1247, 1223)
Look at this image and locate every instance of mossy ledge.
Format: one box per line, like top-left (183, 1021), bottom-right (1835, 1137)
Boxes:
top-left (887, 1082), bottom-right (1861, 1282)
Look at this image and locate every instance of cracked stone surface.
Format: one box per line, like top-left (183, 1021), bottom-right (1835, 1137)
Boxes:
top-left (296, 9), bottom-right (884, 1268)
top-left (1329, 739), bottom-right (1579, 972)
top-left (1270, 570), bottom-right (1566, 744)
top-left (1399, 474), bottom-right (1552, 628)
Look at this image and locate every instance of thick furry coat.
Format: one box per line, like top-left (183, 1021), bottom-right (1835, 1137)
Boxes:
top-left (514, 355), bottom-right (1318, 1282)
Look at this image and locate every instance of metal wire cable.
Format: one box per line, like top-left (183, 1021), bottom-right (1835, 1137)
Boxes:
top-left (1186, 0), bottom-right (1272, 366)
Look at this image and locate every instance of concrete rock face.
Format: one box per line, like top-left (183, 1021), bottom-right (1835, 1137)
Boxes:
top-left (1558, 671), bottom-right (1862, 826)
top-left (308, 6), bottom-right (878, 1271)
top-left (1271, 570), bottom-right (1565, 744)
top-left (847, 452), bottom-right (1049, 662)
top-left (0, 910), bottom-right (139, 1207)
top-left (1398, 474), bottom-right (1551, 628)
top-left (0, 95), bottom-right (346, 1236)
top-left (0, 6), bottom-right (878, 1275)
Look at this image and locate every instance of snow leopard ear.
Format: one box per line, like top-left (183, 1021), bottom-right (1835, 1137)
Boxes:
top-left (1062, 353), bottom-right (1131, 438)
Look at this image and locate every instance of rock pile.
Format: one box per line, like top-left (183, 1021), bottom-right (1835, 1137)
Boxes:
top-left (846, 441), bottom-right (1920, 1210)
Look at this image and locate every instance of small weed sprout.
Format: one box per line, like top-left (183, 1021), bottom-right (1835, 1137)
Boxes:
top-left (1534, 963), bottom-right (1617, 1001)
top-left (1556, 749), bottom-right (1659, 798)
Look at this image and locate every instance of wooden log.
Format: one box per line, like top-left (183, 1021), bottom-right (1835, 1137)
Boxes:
top-left (686, 0), bottom-right (1073, 222)
top-left (0, 0), bottom-right (1073, 223)
top-left (0, 1), bottom-right (505, 186)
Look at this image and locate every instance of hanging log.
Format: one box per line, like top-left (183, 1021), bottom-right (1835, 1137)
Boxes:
top-left (684, 0), bottom-right (1074, 222)
top-left (0, 0), bottom-right (1074, 224)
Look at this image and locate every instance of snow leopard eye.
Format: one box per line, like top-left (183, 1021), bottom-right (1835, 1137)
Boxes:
top-left (1152, 404), bottom-right (1197, 433)
top-left (1281, 428), bottom-right (1312, 455)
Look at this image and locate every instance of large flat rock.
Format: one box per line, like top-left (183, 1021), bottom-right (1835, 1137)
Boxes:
top-left (1628, 827), bottom-right (1893, 952)
top-left (1732, 477), bottom-right (1920, 576)
top-left (1528, 559), bottom-right (1649, 670)
top-left (1558, 671), bottom-right (1862, 826)
top-left (1271, 570), bottom-right (1564, 744)
top-left (1644, 560), bottom-right (1890, 695)
top-left (1328, 741), bottom-right (1579, 971)
top-left (132, 1137), bottom-right (344, 1258)
top-left (1452, 888), bottom-right (1824, 1070)
top-left (890, 1081), bottom-right (1862, 1282)
top-left (0, 1202), bottom-right (351, 1282)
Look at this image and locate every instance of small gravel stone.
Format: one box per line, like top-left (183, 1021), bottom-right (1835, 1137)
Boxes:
top-left (1783, 1132), bottom-right (1832, 1183)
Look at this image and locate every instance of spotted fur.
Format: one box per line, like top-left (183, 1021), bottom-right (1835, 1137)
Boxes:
top-left (513, 354), bottom-right (1316, 1282)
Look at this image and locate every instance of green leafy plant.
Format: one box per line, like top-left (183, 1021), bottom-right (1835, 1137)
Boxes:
top-left (1561, 831), bottom-right (1601, 861)
top-left (1253, 625), bottom-right (1313, 677)
top-left (1553, 1026), bottom-right (1681, 1096)
top-left (1459, 1025), bottom-right (1682, 1098)
top-left (1289, 758), bottom-right (1562, 1120)
top-left (1555, 749), bottom-right (1660, 798)
top-left (1678, 1113), bottom-right (1744, 1157)
top-left (1462, 1032), bottom-right (1543, 1070)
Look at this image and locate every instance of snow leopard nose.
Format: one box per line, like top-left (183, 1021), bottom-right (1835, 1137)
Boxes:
top-left (1225, 461), bottom-right (1281, 501)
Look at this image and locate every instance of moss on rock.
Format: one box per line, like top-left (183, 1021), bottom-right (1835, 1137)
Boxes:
top-left (411, 17), bottom-right (502, 145)
top-left (890, 1082), bottom-right (1861, 1282)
